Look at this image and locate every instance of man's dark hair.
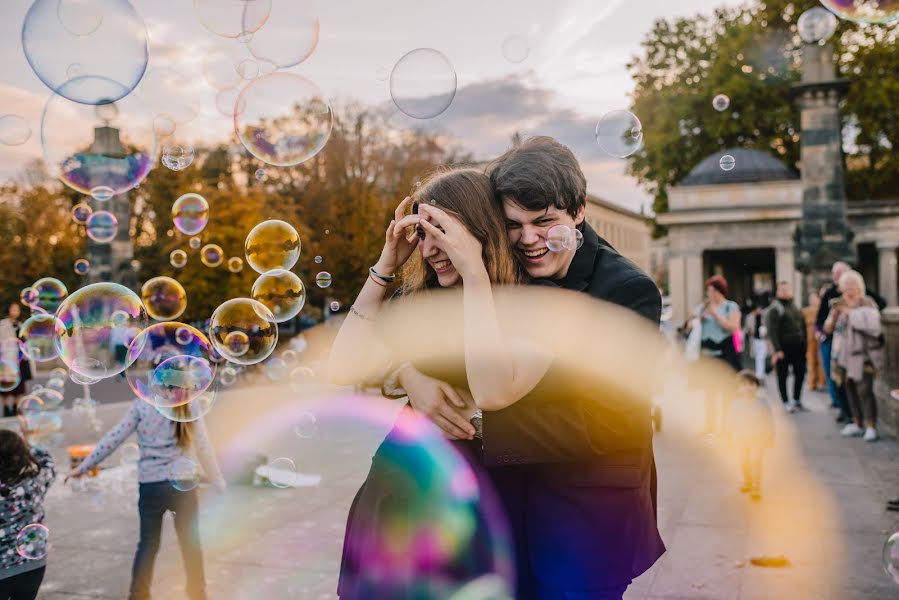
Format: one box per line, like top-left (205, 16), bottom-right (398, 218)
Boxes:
top-left (487, 136), bottom-right (586, 219)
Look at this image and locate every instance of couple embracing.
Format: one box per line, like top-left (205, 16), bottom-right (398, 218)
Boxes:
top-left (329, 136), bottom-right (665, 600)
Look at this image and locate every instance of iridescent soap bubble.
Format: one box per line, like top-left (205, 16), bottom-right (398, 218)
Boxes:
top-left (208, 298), bottom-right (278, 365)
top-left (126, 322), bottom-right (216, 408)
top-left (72, 202), bottom-right (92, 224)
top-left (0, 115), bottom-right (31, 146)
top-left (264, 356), bottom-right (287, 381)
top-left (69, 369), bottom-right (101, 385)
top-left (91, 186), bottom-right (114, 201)
top-left (884, 531), bottom-right (899, 584)
top-left (170, 249), bottom-right (188, 269)
top-left (28, 412), bottom-right (64, 450)
top-left (264, 457), bottom-right (296, 488)
top-left (237, 59), bottom-right (259, 80)
top-left (798, 7), bottom-right (838, 43)
top-left (32, 278), bottom-right (68, 314)
top-left (23, 0), bottom-right (149, 104)
top-left (141, 276), bottom-right (187, 321)
top-left (50, 367), bottom-right (67, 378)
top-left (712, 94), bottom-right (730, 112)
top-left (54, 282), bottom-right (148, 380)
top-left (546, 224), bottom-right (572, 252)
top-left (20, 287), bottom-right (38, 308)
top-left (254, 168), bottom-right (266, 181)
top-left (153, 114), bottom-right (176, 137)
top-left (314, 255), bottom-right (322, 264)
top-left (74, 258), bottom-right (90, 275)
top-left (573, 228), bottom-right (584, 250)
top-left (20, 313), bottom-right (62, 362)
top-left (33, 387), bottom-right (64, 410)
top-left (315, 271), bottom-right (332, 288)
top-left (235, 73), bottom-right (332, 167)
top-left (219, 365), bottom-right (239, 386)
top-left (203, 44), bottom-right (248, 91)
top-left (139, 67), bottom-right (201, 128)
top-left (86, 211), bottom-right (118, 243)
top-left (719, 154), bottom-right (736, 171)
top-left (201, 244), bottom-right (224, 268)
top-left (162, 145), bottom-right (195, 171)
top-left (820, 0), bottom-right (899, 24)
top-left (244, 2), bottom-right (319, 69)
top-left (17, 395), bottom-right (44, 417)
top-left (329, 301), bottom-right (340, 312)
top-left (216, 257), bottom-right (239, 276)
top-left (250, 269), bottom-right (306, 322)
top-left (501, 35), bottom-right (529, 63)
top-left (170, 456), bottom-right (200, 491)
top-left (15, 524), bottom-right (50, 560)
top-left (194, 0), bottom-right (272, 39)
top-left (215, 86), bottom-right (246, 118)
top-left (390, 48), bottom-right (457, 119)
top-left (224, 331), bottom-right (250, 357)
top-left (189, 237), bottom-right (202, 250)
top-left (0, 360), bottom-right (22, 393)
top-left (42, 78), bottom-right (156, 196)
top-left (245, 219), bottom-right (301, 273)
top-left (156, 384), bottom-right (217, 423)
top-left (595, 110), bottom-right (643, 158)
top-left (172, 193), bottom-right (209, 235)
top-left (294, 410), bottom-right (317, 437)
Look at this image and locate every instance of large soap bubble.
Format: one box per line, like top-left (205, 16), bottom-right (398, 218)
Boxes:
top-left (42, 77), bottom-right (156, 196)
top-left (798, 7), bottom-right (838, 43)
top-left (22, 0), bottom-right (149, 105)
top-left (172, 193), bottom-right (209, 235)
top-left (138, 67), bottom-right (201, 128)
top-left (390, 48), bottom-right (457, 120)
top-left (244, 219), bottom-right (300, 274)
top-left (141, 276), bottom-right (187, 321)
top-left (20, 313), bottom-right (62, 362)
top-left (85, 210), bottom-right (118, 243)
top-left (126, 322), bottom-right (216, 409)
top-left (820, 0), bottom-right (899, 24)
top-left (234, 73), bottom-right (332, 166)
top-left (194, 0), bottom-right (272, 39)
top-left (208, 298), bottom-right (278, 365)
top-left (244, 1), bottom-right (319, 69)
top-left (32, 277), bottom-right (68, 314)
top-left (0, 115), bottom-right (32, 146)
top-left (54, 282), bottom-right (148, 380)
top-left (595, 110), bottom-right (643, 158)
top-left (250, 269), bottom-right (306, 322)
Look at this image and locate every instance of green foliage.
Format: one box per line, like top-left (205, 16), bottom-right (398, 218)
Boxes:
top-left (627, 0), bottom-right (899, 236)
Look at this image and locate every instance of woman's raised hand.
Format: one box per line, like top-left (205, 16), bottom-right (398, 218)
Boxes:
top-left (416, 204), bottom-right (486, 281)
top-left (373, 196), bottom-right (420, 274)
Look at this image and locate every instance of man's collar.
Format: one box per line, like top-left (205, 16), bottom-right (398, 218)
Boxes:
top-left (558, 222), bottom-right (601, 291)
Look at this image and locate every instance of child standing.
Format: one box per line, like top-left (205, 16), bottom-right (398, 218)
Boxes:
top-left (0, 428), bottom-right (57, 600)
top-left (65, 399), bottom-right (225, 600)
top-left (727, 370), bottom-right (774, 501)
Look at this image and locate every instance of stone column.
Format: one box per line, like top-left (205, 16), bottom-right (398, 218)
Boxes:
top-left (874, 307), bottom-right (899, 437)
top-left (668, 255), bottom-right (686, 325)
top-left (877, 242), bottom-right (898, 307)
top-left (775, 246), bottom-right (796, 289)
top-left (685, 253), bottom-right (704, 317)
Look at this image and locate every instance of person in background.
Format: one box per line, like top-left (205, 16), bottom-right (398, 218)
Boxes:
top-left (765, 281), bottom-right (807, 413)
top-left (726, 370), bottom-right (773, 501)
top-left (744, 304), bottom-right (768, 381)
top-left (0, 427), bottom-right (57, 600)
top-left (0, 304), bottom-right (31, 418)
top-left (825, 270), bottom-right (884, 442)
top-left (65, 399), bottom-right (225, 600)
top-left (801, 290), bottom-right (827, 392)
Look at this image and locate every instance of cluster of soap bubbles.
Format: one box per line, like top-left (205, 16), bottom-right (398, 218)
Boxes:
top-left (162, 145), bottom-right (195, 171)
top-left (546, 225), bottom-right (585, 252)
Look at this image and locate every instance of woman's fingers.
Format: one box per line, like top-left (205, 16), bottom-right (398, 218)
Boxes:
top-left (393, 214), bottom-right (422, 234)
top-left (416, 203), bottom-right (453, 227)
top-left (394, 196), bottom-right (412, 222)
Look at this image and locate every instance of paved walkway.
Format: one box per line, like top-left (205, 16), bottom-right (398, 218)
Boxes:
top-left (2, 374), bottom-right (897, 599)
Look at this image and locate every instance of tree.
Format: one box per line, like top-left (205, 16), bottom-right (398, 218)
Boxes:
top-left (627, 0), bottom-right (899, 236)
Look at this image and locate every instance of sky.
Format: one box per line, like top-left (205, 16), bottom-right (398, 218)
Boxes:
top-left (0, 0), bottom-right (743, 213)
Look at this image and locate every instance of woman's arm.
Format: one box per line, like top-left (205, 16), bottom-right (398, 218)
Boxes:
top-left (327, 198), bottom-right (420, 385)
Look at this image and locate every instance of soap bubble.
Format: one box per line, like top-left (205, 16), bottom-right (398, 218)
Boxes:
top-left (501, 35), bottom-right (529, 63)
top-left (189, 237), bottom-right (202, 250)
top-left (20, 313), bottom-right (62, 362)
top-left (255, 168), bottom-right (266, 181)
top-left (172, 193), bottom-right (209, 235)
top-left (121, 442), bottom-right (140, 465)
top-left (264, 356), bottom-right (288, 381)
top-left (236, 59), bottom-right (259, 80)
top-left (215, 86), bottom-right (246, 118)
top-left (22, 0), bottom-right (149, 104)
top-left (208, 298), bottom-right (278, 365)
top-left (203, 44), bottom-right (248, 90)
top-left (74, 258), bottom-right (91, 275)
top-left (264, 457), bottom-right (296, 488)
top-left (45, 377), bottom-right (66, 393)
top-left (72, 202), bottom-right (92, 224)
top-left (141, 276), bottom-right (187, 321)
top-left (224, 331), bottom-right (250, 358)
top-left (194, 0), bottom-right (272, 39)
top-left (42, 78), bottom-right (156, 196)
top-left (227, 257), bottom-right (244, 273)
top-left (201, 244), bottom-right (224, 268)
top-left (32, 277), bottom-right (68, 314)
top-left (20, 287), bottom-right (38, 308)
top-left (15, 524), bottom-right (50, 560)
top-left (820, 0), bottom-right (899, 24)
top-left (244, 2), bottom-right (319, 69)
top-left (156, 384), bottom-right (218, 423)
top-left (546, 224), bottom-right (572, 252)
top-left (86, 211), bottom-right (118, 243)
top-left (250, 269), bottom-right (306, 322)
top-left (719, 154), bottom-right (736, 171)
top-left (91, 186), bottom-right (114, 201)
top-left (390, 48), bottom-right (457, 119)
top-left (293, 410), bottom-right (317, 437)
top-left (0, 115), bottom-right (31, 146)
top-left (139, 67), bottom-right (201, 128)
top-left (884, 531), bottom-right (899, 585)
top-left (235, 73), bottom-right (333, 167)
top-left (170, 249), bottom-right (188, 269)
top-left (798, 7), bottom-right (838, 43)
top-left (573, 228), bottom-right (584, 250)
top-left (329, 301), bottom-right (340, 312)
top-left (170, 456), bottom-right (200, 491)
top-left (0, 360), bottom-right (22, 393)
top-left (712, 94), bottom-right (730, 112)
top-left (162, 145), bottom-right (195, 171)
top-left (245, 219), bottom-right (301, 273)
top-left (218, 365), bottom-right (239, 386)
top-left (54, 282), bottom-right (148, 380)
top-left (315, 271), bottom-right (332, 288)
top-left (126, 322), bottom-right (216, 409)
top-left (314, 255), bottom-right (322, 264)
top-left (595, 110), bottom-right (643, 158)
top-left (32, 387), bottom-right (64, 411)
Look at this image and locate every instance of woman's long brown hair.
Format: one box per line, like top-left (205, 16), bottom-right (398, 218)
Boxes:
top-left (173, 403), bottom-right (194, 450)
top-left (399, 168), bottom-right (521, 295)
top-left (0, 429), bottom-right (40, 497)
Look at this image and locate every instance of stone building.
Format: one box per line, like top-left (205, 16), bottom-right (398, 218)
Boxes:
top-left (585, 194), bottom-right (652, 275)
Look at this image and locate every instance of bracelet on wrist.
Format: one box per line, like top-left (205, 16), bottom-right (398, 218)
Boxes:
top-left (350, 305), bottom-right (377, 321)
top-left (368, 273), bottom-right (387, 288)
top-left (370, 265), bottom-right (396, 284)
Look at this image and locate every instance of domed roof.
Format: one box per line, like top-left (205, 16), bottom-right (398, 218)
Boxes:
top-left (681, 148), bottom-right (798, 186)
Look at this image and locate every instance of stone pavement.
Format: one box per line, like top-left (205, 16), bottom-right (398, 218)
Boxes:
top-left (2, 375), bottom-right (897, 599)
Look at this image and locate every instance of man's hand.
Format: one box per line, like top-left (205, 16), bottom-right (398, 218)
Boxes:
top-left (771, 351), bottom-right (784, 364)
top-left (400, 366), bottom-right (477, 440)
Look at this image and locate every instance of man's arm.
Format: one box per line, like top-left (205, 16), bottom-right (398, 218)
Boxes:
top-left (765, 306), bottom-right (783, 353)
top-left (815, 288), bottom-right (832, 331)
